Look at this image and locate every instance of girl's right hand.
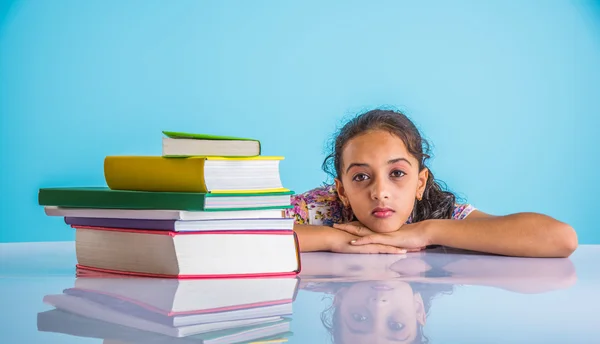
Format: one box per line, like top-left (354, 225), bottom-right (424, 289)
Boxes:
top-left (332, 221), bottom-right (426, 253)
top-left (326, 224), bottom-right (408, 254)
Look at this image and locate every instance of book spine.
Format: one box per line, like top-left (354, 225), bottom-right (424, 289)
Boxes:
top-left (72, 225), bottom-right (294, 236)
top-left (65, 217), bottom-right (176, 230)
top-left (104, 156), bottom-right (208, 193)
top-left (38, 189), bottom-right (209, 211)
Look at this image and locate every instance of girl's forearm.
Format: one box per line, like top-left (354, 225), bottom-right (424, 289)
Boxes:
top-left (293, 224), bottom-right (335, 252)
top-left (427, 213), bottom-right (578, 258)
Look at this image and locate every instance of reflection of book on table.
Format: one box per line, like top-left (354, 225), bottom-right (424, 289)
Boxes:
top-left (40, 276), bottom-right (298, 340)
top-left (70, 275), bottom-right (298, 324)
top-left (38, 309), bottom-right (292, 344)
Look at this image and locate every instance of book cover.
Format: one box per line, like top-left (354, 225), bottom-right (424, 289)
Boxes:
top-left (73, 225), bottom-right (302, 279)
top-left (64, 217), bottom-right (294, 231)
top-left (104, 156), bottom-right (288, 193)
top-left (38, 187), bottom-right (293, 211)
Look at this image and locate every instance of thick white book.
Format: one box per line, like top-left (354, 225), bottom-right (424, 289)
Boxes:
top-left (44, 206), bottom-right (287, 221)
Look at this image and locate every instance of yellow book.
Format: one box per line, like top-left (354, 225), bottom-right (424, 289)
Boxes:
top-left (104, 156), bottom-right (289, 193)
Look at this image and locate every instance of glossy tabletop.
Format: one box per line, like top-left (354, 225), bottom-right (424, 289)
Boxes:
top-left (1, 242), bottom-right (599, 343)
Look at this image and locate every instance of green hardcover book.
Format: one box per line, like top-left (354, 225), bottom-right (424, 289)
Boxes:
top-left (162, 131), bottom-right (261, 157)
top-left (38, 187), bottom-right (293, 211)
top-left (162, 131), bottom-right (259, 142)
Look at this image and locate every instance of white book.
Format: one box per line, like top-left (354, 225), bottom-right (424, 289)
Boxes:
top-left (74, 226), bottom-right (300, 277)
top-left (162, 137), bottom-right (261, 157)
top-left (63, 217), bottom-right (294, 231)
top-left (44, 206), bottom-right (287, 220)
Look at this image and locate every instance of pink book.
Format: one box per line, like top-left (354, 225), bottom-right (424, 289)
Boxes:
top-left (72, 225), bottom-right (301, 279)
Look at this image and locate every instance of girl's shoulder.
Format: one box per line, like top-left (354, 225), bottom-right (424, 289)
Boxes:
top-left (451, 203), bottom-right (477, 220)
top-left (405, 203), bottom-right (476, 223)
top-left (296, 184), bottom-right (339, 203)
top-left (285, 184), bottom-right (352, 225)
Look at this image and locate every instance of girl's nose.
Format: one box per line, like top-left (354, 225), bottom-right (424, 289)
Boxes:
top-left (371, 180), bottom-right (390, 200)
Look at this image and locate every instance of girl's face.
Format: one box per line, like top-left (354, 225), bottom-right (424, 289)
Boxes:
top-left (336, 281), bottom-right (426, 344)
top-left (335, 129), bottom-right (428, 233)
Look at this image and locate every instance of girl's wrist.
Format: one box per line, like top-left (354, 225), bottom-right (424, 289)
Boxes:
top-left (323, 225), bottom-right (341, 251)
top-left (422, 219), bottom-right (442, 246)
top-left (294, 224), bottom-right (337, 252)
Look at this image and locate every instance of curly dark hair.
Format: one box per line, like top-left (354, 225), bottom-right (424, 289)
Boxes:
top-left (322, 108), bottom-right (458, 222)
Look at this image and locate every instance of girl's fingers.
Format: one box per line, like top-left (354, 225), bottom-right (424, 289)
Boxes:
top-left (345, 244), bottom-right (407, 255)
top-left (350, 235), bottom-right (385, 246)
top-left (333, 223), bottom-right (370, 236)
top-left (406, 247), bottom-right (425, 252)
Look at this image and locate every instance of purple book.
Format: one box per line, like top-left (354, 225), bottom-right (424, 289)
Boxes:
top-left (63, 217), bottom-right (295, 231)
top-left (64, 217), bottom-right (176, 230)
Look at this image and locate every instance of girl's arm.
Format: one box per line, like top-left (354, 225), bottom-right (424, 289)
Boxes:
top-left (426, 211), bottom-right (578, 258)
top-left (341, 210), bottom-right (578, 258)
top-left (294, 224), bottom-right (333, 252)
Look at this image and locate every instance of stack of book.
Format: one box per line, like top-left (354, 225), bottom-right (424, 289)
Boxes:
top-left (38, 272), bottom-right (297, 343)
top-left (38, 131), bottom-right (301, 278)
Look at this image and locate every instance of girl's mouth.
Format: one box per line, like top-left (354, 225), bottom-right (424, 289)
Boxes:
top-left (372, 207), bottom-right (395, 218)
top-left (371, 283), bottom-right (394, 291)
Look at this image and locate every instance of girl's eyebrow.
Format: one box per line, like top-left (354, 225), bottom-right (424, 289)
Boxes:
top-left (388, 157), bottom-right (412, 166)
top-left (345, 158), bottom-right (412, 174)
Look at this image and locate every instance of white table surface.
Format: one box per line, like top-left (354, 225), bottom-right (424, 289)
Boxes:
top-left (1, 242), bottom-right (598, 343)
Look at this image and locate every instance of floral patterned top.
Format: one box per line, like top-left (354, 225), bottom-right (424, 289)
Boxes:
top-left (285, 184), bottom-right (476, 226)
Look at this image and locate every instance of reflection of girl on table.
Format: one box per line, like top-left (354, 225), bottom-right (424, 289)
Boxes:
top-left (289, 109), bottom-right (577, 257)
top-left (299, 250), bottom-right (576, 344)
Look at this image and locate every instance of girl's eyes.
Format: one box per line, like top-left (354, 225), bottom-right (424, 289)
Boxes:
top-left (352, 173), bottom-right (369, 182)
top-left (388, 319), bottom-right (405, 331)
top-left (352, 313), bottom-right (368, 322)
top-left (351, 170), bottom-right (406, 182)
top-left (391, 170), bottom-right (406, 178)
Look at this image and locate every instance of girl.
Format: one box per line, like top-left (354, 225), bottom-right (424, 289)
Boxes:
top-left (288, 109), bottom-right (577, 257)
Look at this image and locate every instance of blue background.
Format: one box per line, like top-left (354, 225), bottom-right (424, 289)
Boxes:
top-left (1, 0), bottom-right (599, 243)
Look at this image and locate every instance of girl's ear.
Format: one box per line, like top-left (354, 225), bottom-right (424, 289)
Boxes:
top-left (333, 286), bottom-right (349, 306)
top-left (335, 178), bottom-right (349, 207)
top-left (416, 168), bottom-right (429, 200)
top-left (414, 292), bottom-right (427, 326)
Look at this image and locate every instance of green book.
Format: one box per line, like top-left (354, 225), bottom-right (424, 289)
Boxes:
top-left (38, 187), bottom-right (293, 211)
top-left (162, 131), bottom-right (261, 157)
top-left (163, 131), bottom-right (259, 142)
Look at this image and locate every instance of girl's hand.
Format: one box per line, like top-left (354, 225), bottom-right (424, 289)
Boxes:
top-left (333, 221), bottom-right (431, 251)
top-left (325, 223), bottom-right (408, 255)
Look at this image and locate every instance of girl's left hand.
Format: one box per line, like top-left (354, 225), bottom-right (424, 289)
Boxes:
top-left (333, 221), bottom-right (431, 252)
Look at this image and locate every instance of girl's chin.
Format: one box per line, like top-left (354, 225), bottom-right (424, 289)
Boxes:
top-left (365, 221), bottom-right (403, 233)
top-left (358, 215), bottom-right (407, 233)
